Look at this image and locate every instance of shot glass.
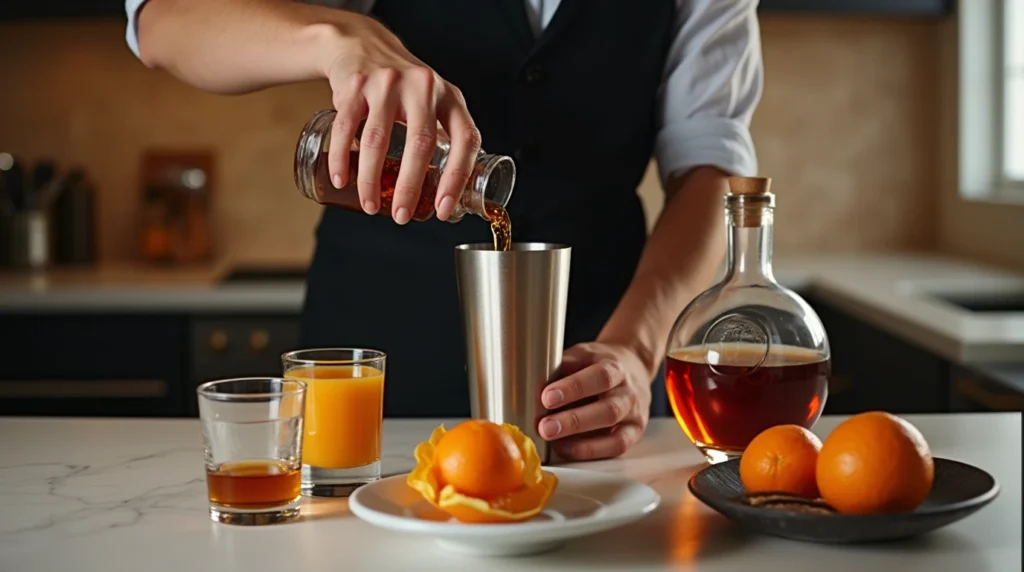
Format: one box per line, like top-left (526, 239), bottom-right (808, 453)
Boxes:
top-left (282, 348), bottom-right (386, 497)
top-left (197, 378), bottom-right (307, 525)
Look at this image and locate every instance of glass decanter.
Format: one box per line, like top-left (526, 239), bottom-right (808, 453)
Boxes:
top-left (665, 176), bottom-right (830, 464)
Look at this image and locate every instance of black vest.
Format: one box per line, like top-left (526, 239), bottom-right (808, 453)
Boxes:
top-left (301, 0), bottom-right (675, 417)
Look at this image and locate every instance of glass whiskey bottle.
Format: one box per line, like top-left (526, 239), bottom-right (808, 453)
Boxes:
top-left (293, 110), bottom-right (515, 225)
top-left (664, 177), bottom-right (831, 464)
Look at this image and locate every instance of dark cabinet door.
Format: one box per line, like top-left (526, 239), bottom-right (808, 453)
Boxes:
top-left (804, 294), bottom-right (949, 415)
top-left (949, 365), bottom-right (1024, 413)
top-left (0, 1), bottom-right (125, 19)
top-left (803, 297), bottom-right (862, 415)
top-left (0, 314), bottom-right (186, 417)
top-left (187, 316), bottom-right (301, 416)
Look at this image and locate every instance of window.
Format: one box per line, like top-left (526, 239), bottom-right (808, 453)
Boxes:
top-left (959, 0), bottom-right (1024, 200)
top-left (1004, 0), bottom-right (1024, 184)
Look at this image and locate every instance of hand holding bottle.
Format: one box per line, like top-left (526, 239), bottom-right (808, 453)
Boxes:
top-left (323, 18), bottom-right (482, 224)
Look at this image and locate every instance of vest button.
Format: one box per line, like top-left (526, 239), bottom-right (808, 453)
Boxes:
top-left (523, 64), bottom-right (545, 85)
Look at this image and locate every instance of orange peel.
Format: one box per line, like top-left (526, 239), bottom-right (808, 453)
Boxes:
top-left (407, 422), bottom-right (558, 523)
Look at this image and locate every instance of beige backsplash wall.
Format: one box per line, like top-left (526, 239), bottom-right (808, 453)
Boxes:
top-left (0, 16), bottom-right (942, 265)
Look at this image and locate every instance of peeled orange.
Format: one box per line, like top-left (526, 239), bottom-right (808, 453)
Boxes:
top-left (740, 424), bottom-right (822, 498)
top-left (407, 420), bottom-right (558, 523)
top-left (432, 420), bottom-right (524, 499)
top-left (816, 411), bottom-right (934, 514)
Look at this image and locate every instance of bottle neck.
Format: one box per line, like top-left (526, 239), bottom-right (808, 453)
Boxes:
top-left (449, 154), bottom-right (516, 222)
top-left (723, 205), bottom-right (775, 285)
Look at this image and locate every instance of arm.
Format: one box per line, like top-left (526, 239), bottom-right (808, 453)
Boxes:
top-left (538, 0), bottom-right (763, 460)
top-left (127, 0), bottom-right (481, 223)
top-left (597, 166), bottom-right (732, 377)
top-left (132, 0), bottom-right (375, 95)
top-left (598, 0), bottom-right (764, 377)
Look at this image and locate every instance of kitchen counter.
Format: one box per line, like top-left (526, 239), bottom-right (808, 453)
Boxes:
top-left (0, 261), bottom-right (306, 312)
top-left (0, 414), bottom-right (1019, 572)
top-left (1, 252), bottom-right (1023, 363)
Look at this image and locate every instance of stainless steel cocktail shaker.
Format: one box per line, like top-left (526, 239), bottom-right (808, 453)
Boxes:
top-left (454, 242), bottom-right (571, 464)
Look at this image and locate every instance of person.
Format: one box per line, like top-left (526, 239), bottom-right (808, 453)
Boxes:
top-left (126, 0), bottom-right (763, 461)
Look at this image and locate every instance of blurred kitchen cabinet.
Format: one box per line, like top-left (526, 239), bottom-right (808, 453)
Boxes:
top-left (758, 0), bottom-right (952, 16)
top-left (803, 296), bottom-right (862, 415)
top-left (803, 294), bottom-right (949, 415)
top-left (185, 315), bottom-right (301, 416)
top-left (0, 314), bottom-right (186, 417)
top-left (948, 364), bottom-right (1024, 413)
top-left (0, 1), bottom-right (124, 19)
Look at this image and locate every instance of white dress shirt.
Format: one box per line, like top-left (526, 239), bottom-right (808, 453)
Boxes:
top-left (125, 0), bottom-right (762, 184)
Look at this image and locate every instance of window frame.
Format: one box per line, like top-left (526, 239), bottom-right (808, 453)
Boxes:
top-left (997, 0), bottom-right (1024, 192)
top-left (959, 0), bottom-right (1024, 203)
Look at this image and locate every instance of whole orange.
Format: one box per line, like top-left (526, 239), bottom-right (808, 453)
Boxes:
top-left (739, 424), bottom-right (822, 498)
top-left (816, 411), bottom-right (934, 514)
top-left (432, 420), bottom-right (525, 499)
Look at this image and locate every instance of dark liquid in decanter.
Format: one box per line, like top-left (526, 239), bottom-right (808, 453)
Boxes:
top-left (665, 344), bottom-right (829, 455)
top-left (315, 151), bottom-right (511, 251)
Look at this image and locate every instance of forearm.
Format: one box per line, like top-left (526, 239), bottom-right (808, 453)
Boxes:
top-left (597, 166), bottom-right (728, 377)
top-left (136, 0), bottom-right (373, 94)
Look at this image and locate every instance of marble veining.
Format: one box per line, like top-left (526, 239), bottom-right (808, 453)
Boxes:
top-left (0, 448), bottom-right (203, 538)
top-left (0, 415), bottom-right (1019, 572)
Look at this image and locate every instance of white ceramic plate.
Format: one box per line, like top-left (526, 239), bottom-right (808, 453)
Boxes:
top-left (348, 467), bottom-right (661, 557)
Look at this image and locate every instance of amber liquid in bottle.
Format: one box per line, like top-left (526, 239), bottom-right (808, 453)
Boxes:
top-left (206, 459), bottom-right (301, 509)
top-left (666, 345), bottom-right (829, 454)
top-left (314, 151), bottom-right (512, 251)
top-left (664, 177), bottom-right (830, 463)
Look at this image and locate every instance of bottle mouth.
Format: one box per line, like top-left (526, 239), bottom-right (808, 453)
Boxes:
top-left (476, 155), bottom-right (516, 210)
top-left (293, 109), bottom-right (336, 201)
top-left (726, 193), bottom-right (774, 228)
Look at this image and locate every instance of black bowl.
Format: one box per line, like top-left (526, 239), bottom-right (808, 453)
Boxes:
top-left (688, 458), bottom-right (999, 544)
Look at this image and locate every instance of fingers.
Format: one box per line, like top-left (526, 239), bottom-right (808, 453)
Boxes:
top-left (358, 68), bottom-right (401, 221)
top-left (550, 345), bottom-right (592, 381)
top-left (542, 358), bottom-right (624, 410)
top-left (392, 67), bottom-right (438, 224)
top-left (329, 73), bottom-right (368, 194)
top-left (330, 65), bottom-right (476, 223)
top-left (553, 422), bottom-right (643, 462)
top-left (538, 386), bottom-right (635, 441)
top-left (435, 87), bottom-right (481, 221)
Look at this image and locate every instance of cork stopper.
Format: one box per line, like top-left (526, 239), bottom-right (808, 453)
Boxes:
top-left (728, 176), bottom-right (772, 196)
top-left (726, 176), bottom-right (774, 227)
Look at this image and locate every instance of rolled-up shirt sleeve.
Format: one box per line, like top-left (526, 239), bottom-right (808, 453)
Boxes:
top-left (655, 0), bottom-right (764, 184)
top-left (125, 0), bottom-right (148, 58)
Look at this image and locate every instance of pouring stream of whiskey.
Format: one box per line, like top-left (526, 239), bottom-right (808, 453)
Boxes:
top-left (484, 201), bottom-right (512, 252)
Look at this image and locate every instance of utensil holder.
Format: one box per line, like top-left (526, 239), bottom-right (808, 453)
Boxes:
top-left (7, 210), bottom-right (50, 269)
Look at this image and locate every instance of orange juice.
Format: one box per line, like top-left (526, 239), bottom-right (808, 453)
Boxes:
top-left (284, 365), bottom-right (384, 469)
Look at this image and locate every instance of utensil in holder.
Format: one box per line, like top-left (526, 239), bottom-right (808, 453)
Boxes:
top-left (7, 210), bottom-right (50, 269)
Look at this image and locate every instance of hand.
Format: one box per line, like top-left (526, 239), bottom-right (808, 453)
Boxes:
top-left (323, 18), bottom-right (481, 224)
top-left (537, 343), bottom-right (653, 461)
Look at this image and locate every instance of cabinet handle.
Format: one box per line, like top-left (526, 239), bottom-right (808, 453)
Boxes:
top-left (0, 379), bottom-right (167, 399)
top-left (955, 378), bottom-right (1024, 411)
top-left (209, 330), bottom-right (228, 353)
top-left (249, 329), bottom-right (270, 353)
top-left (829, 374), bottom-right (853, 395)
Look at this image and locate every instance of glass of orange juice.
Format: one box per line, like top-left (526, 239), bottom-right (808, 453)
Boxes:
top-left (282, 348), bottom-right (385, 497)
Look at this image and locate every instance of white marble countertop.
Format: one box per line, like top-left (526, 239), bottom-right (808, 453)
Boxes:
top-left (1, 252), bottom-right (1023, 362)
top-left (0, 414), bottom-right (1019, 572)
